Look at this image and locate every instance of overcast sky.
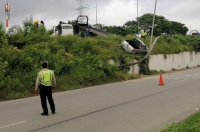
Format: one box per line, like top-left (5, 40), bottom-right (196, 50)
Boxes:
top-left (0, 0), bottom-right (199, 31)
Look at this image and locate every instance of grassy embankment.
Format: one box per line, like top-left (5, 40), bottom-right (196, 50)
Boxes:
top-left (1, 28), bottom-right (199, 101)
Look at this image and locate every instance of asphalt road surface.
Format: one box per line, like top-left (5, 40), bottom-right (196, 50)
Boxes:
top-left (1, 68), bottom-right (200, 132)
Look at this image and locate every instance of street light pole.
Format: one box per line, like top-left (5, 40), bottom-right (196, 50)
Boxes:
top-left (96, 3), bottom-right (97, 25)
top-left (86, 4), bottom-right (97, 25)
top-left (137, 0), bottom-right (139, 33)
top-left (149, 0), bottom-right (158, 54)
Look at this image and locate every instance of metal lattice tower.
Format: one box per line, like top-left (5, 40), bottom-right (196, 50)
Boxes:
top-left (77, 0), bottom-right (84, 15)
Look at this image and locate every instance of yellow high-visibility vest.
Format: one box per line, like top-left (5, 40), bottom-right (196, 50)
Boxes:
top-left (141, 31), bottom-right (146, 36)
top-left (39, 70), bottom-right (53, 86)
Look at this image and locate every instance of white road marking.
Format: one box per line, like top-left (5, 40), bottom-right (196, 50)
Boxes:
top-left (0, 121), bottom-right (27, 129)
top-left (165, 79), bottom-right (186, 86)
top-left (185, 74), bottom-right (200, 76)
top-left (170, 74), bottom-right (200, 80)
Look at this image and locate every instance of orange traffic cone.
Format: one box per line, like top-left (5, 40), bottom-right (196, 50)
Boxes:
top-left (158, 74), bottom-right (164, 86)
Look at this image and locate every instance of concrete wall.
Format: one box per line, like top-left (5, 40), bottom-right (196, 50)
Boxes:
top-left (128, 60), bottom-right (140, 74)
top-left (129, 51), bottom-right (200, 74)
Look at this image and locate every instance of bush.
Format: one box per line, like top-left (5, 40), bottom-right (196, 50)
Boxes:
top-left (151, 35), bottom-right (192, 54)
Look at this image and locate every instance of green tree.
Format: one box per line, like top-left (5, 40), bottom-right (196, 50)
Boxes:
top-left (68, 20), bottom-right (76, 25)
top-left (123, 21), bottom-right (138, 28)
top-left (137, 13), bottom-right (188, 36)
top-left (169, 21), bottom-right (188, 35)
top-left (0, 22), bottom-right (8, 47)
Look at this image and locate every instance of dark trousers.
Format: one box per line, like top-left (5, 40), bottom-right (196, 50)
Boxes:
top-left (39, 85), bottom-right (55, 113)
top-left (58, 30), bottom-right (62, 35)
top-left (141, 36), bottom-right (146, 39)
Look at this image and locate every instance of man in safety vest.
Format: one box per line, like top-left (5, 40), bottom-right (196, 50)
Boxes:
top-left (35, 61), bottom-right (56, 116)
top-left (141, 30), bottom-right (147, 39)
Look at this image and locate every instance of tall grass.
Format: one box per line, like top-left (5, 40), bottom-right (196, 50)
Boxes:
top-left (161, 112), bottom-right (200, 132)
top-left (150, 35), bottom-right (192, 54)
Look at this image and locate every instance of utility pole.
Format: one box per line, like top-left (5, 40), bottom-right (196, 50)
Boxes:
top-left (5, 1), bottom-right (10, 33)
top-left (96, 3), bottom-right (97, 25)
top-left (137, 0), bottom-right (139, 33)
top-left (149, 0), bottom-right (158, 55)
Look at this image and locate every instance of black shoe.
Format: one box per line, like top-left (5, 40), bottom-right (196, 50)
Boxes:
top-left (41, 113), bottom-right (49, 116)
top-left (52, 111), bottom-right (55, 114)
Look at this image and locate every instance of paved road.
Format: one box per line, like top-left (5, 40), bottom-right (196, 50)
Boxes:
top-left (1, 68), bottom-right (200, 132)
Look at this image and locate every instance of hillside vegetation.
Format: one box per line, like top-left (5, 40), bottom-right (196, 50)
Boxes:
top-left (0, 20), bottom-right (200, 101)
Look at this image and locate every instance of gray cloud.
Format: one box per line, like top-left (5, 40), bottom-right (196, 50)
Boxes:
top-left (0, 0), bottom-right (199, 31)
